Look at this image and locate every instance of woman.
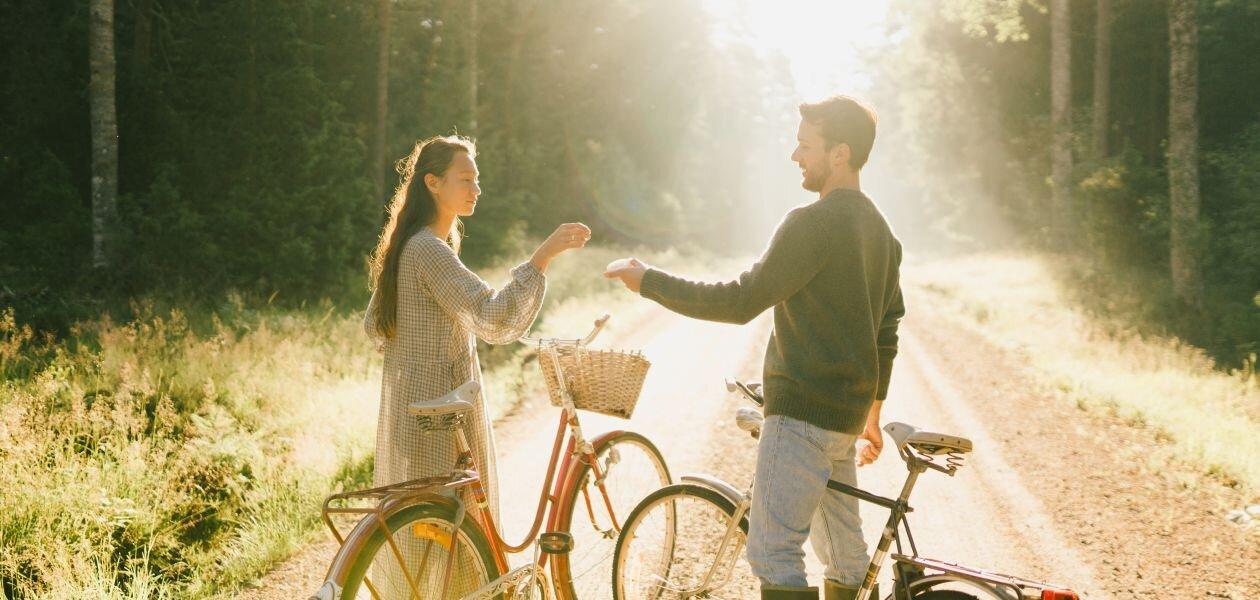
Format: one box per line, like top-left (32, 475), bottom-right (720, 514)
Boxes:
top-left (364, 135), bottom-right (589, 596)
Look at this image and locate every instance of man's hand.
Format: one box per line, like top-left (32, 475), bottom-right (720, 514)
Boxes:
top-left (857, 400), bottom-right (884, 466)
top-left (604, 257), bottom-right (647, 293)
top-left (858, 421), bottom-right (883, 466)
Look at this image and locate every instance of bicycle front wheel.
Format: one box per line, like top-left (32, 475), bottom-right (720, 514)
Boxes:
top-left (613, 483), bottom-right (758, 600)
top-left (340, 502), bottom-right (501, 600)
top-left (553, 431), bottom-right (671, 600)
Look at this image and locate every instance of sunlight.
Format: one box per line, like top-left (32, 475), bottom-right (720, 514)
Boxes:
top-left (702, 0), bottom-right (894, 98)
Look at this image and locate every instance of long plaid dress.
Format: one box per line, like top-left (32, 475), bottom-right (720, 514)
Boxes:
top-left (364, 228), bottom-right (546, 597)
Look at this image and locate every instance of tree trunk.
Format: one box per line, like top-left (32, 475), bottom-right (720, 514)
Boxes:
top-left (1050, 0), bottom-right (1073, 245)
top-left (1168, 0), bottom-right (1202, 308)
top-left (133, 0), bottom-right (152, 75)
top-left (374, 0), bottom-right (391, 202)
top-left (467, 0), bottom-right (478, 133)
top-left (90, 0), bottom-right (119, 270)
top-left (1092, 0), bottom-right (1111, 159)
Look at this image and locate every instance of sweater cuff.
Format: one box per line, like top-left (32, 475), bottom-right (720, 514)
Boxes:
top-left (639, 268), bottom-right (669, 300)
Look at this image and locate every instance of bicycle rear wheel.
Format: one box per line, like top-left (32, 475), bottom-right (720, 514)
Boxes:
top-left (340, 502), bottom-right (501, 599)
top-left (553, 431), bottom-right (671, 600)
top-left (612, 483), bottom-right (757, 600)
top-left (904, 578), bottom-right (1002, 600)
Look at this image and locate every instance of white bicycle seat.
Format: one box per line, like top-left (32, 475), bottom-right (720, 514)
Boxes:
top-left (408, 380), bottom-right (479, 417)
top-left (884, 422), bottom-right (973, 456)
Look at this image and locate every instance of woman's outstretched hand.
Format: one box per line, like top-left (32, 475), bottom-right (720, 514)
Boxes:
top-left (603, 257), bottom-right (647, 293)
top-left (530, 223), bottom-right (591, 272)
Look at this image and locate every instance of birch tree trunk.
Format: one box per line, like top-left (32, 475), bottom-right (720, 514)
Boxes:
top-left (1168, 0), bottom-right (1203, 308)
top-left (1051, 0), bottom-right (1073, 244)
top-left (89, 0), bottom-right (119, 269)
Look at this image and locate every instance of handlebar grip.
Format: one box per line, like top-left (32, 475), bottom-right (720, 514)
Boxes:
top-left (580, 314), bottom-right (611, 346)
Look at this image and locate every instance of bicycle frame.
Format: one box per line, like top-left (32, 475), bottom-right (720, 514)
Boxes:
top-left (318, 319), bottom-right (635, 600)
top-left (673, 388), bottom-right (1079, 600)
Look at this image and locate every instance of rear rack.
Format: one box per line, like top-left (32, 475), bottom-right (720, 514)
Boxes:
top-left (320, 472), bottom-right (479, 546)
top-left (893, 554), bottom-right (1077, 596)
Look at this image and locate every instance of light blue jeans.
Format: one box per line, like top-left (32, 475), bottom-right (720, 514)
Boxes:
top-left (746, 414), bottom-right (870, 587)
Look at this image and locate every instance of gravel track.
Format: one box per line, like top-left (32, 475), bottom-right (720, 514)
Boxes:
top-left (239, 301), bottom-right (1258, 599)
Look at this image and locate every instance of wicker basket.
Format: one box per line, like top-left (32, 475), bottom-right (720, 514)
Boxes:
top-left (538, 345), bottom-right (650, 419)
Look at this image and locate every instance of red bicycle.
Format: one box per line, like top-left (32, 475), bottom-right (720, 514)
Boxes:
top-left (312, 315), bottom-right (671, 599)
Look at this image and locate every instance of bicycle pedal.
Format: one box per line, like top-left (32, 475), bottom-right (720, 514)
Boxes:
top-left (538, 531), bottom-right (574, 554)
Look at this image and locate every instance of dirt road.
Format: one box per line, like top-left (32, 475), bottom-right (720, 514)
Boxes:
top-left (240, 301), bottom-right (1258, 599)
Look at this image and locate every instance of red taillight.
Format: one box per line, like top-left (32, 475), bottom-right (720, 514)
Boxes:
top-left (1041, 590), bottom-right (1079, 600)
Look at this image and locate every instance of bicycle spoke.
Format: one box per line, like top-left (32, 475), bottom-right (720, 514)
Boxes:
top-left (616, 487), bottom-right (758, 600)
top-left (563, 435), bottom-right (671, 600)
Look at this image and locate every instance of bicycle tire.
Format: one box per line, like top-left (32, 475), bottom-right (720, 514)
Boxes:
top-left (552, 431), bottom-right (671, 600)
top-left (339, 502), bottom-right (501, 600)
top-left (612, 482), bottom-right (757, 600)
top-left (911, 591), bottom-right (981, 600)
top-left (903, 578), bottom-right (1001, 600)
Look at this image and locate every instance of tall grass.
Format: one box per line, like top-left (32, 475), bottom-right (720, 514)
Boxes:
top-left (0, 243), bottom-right (717, 598)
top-left (906, 253), bottom-right (1260, 495)
top-left (0, 296), bottom-right (379, 598)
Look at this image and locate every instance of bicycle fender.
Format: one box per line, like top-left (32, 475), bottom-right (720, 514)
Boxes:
top-left (551, 429), bottom-right (627, 517)
top-left (321, 491), bottom-right (462, 590)
top-left (590, 429), bottom-right (627, 450)
top-left (680, 473), bottom-right (745, 508)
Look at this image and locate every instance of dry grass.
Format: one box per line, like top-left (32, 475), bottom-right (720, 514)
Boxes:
top-left (0, 244), bottom-right (717, 599)
top-left (905, 252), bottom-right (1260, 496)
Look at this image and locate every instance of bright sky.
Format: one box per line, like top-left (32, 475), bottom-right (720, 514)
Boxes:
top-left (702, 0), bottom-right (894, 98)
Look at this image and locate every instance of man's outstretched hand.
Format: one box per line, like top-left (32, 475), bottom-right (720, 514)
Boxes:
top-left (604, 257), bottom-right (647, 293)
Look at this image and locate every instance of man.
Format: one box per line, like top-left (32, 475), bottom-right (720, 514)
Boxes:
top-left (604, 95), bottom-right (904, 600)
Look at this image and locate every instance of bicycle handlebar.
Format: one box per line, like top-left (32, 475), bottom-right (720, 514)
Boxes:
top-left (520, 313), bottom-right (611, 347)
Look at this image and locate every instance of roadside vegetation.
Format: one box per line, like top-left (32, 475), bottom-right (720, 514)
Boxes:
top-left (907, 253), bottom-right (1259, 497)
top-left (0, 244), bottom-right (716, 599)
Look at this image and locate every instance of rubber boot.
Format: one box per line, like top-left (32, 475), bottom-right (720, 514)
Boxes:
top-left (760, 585), bottom-right (819, 600)
top-left (823, 579), bottom-right (880, 600)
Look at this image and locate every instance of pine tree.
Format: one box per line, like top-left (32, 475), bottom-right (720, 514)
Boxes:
top-left (89, 0), bottom-right (119, 269)
top-left (1168, 0), bottom-right (1203, 308)
top-left (1050, 0), bottom-right (1074, 243)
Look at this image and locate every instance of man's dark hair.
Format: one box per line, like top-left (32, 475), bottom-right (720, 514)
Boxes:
top-left (798, 95), bottom-right (878, 170)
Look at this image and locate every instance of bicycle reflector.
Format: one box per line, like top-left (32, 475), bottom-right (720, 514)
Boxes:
top-left (1041, 590), bottom-right (1079, 600)
top-left (539, 531), bottom-right (574, 555)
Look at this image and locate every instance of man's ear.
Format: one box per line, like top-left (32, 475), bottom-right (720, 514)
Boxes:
top-left (424, 172), bottom-right (440, 194)
top-left (831, 143), bottom-right (852, 170)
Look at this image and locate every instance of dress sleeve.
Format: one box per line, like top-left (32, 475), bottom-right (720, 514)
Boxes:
top-left (410, 237), bottom-right (547, 344)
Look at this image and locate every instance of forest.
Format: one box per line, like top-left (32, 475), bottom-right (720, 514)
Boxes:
top-left (1, 0), bottom-right (1257, 597)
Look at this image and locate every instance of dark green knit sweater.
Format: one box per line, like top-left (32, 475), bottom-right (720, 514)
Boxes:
top-left (639, 188), bottom-right (905, 434)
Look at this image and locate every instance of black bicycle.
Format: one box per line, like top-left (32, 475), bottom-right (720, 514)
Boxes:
top-left (611, 378), bottom-right (1082, 600)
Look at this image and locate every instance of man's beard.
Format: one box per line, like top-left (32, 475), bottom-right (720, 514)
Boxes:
top-left (801, 162), bottom-right (830, 192)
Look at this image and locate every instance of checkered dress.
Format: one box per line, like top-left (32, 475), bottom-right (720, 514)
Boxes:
top-left (364, 228), bottom-right (545, 596)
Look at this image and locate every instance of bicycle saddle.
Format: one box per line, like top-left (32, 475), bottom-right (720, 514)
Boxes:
top-left (408, 380), bottom-right (479, 417)
top-left (884, 422), bottom-right (973, 455)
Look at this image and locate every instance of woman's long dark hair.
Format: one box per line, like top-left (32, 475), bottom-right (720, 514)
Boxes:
top-left (368, 135), bottom-right (476, 338)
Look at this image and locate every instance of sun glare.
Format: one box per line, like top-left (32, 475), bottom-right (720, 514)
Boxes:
top-left (702, 0), bottom-right (893, 98)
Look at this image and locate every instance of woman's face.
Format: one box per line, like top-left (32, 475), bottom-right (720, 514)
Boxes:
top-left (428, 152), bottom-right (481, 218)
